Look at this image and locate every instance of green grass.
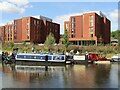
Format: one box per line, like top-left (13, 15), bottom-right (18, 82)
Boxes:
top-left (2, 43), bottom-right (119, 58)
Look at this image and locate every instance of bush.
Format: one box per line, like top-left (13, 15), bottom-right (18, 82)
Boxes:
top-left (8, 42), bottom-right (14, 49)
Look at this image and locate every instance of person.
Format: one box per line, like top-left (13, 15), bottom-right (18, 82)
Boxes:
top-left (32, 47), bottom-right (34, 53)
top-left (48, 49), bottom-right (53, 55)
top-left (85, 51), bottom-right (88, 60)
top-left (9, 53), bottom-right (15, 61)
top-left (12, 48), bottom-right (18, 56)
top-left (45, 55), bottom-right (48, 62)
top-left (38, 49), bottom-right (42, 54)
top-left (2, 52), bottom-right (5, 61)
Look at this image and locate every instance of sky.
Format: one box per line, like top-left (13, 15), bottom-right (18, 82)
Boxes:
top-left (0, 0), bottom-right (119, 34)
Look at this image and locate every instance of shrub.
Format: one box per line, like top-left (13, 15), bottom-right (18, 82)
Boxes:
top-left (8, 42), bottom-right (14, 49)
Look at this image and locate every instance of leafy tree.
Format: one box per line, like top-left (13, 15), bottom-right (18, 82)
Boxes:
top-left (118, 31), bottom-right (120, 52)
top-left (44, 33), bottom-right (56, 51)
top-left (9, 42), bottom-right (14, 49)
top-left (111, 30), bottom-right (120, 39)
top-left (22, 41), bottom-right (26, 46)
top-left (111, 30), bottom-right (120, 52)
top-left (63, 29), bottom-right (70, 54)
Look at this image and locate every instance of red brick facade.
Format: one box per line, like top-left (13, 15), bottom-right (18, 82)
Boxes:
top-left (0, 16), bottom-right (60, 44)
top-left (64, 11), bottom-right (111, 45)
top-left (0, 26), bottom-right (5, 42)
top-left (4, 23), bottom-right (14, 43)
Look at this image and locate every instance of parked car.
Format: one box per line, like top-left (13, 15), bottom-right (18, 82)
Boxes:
top-left (111, 54), bottom-right (120, 62)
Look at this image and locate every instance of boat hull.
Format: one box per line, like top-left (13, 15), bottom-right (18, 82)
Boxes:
top-left (15, 60), bottom-right (66, 66)
top-left (94, 60), bottom-right (111, 64)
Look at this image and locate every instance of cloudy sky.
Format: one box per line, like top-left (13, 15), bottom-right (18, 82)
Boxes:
top-left (0, 0), bottom-right (119, 34)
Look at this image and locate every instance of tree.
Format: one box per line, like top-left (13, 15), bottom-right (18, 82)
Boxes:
top-left (9, 42), bottom-right (14, 49)
top-left (111, 30), bottom-right (120, 39)
top-left (44, 33), bottom-right (56, 51)
top-left (22, 41), bottom-right (26, 46)
top-left (118, 31), bottom-right (120, 52)
top-left (63, 29), bottom-right (70, 54)
top-left (111, 30), bottom-right (120, 52)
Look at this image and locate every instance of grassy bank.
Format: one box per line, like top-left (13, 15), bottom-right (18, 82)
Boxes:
top-left (2, 43), bottom-right (119, 58)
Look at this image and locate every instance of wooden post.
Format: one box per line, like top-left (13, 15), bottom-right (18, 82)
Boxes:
top-left (45, 55), bottom-right (48, 71)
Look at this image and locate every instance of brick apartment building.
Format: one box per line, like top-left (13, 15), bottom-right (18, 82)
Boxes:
top-left (64, 11), bottom-right (111, 46)
top-left (0, 16), bottom-right (60, 44)
top-left (0, 26), bottom-right (5, 42)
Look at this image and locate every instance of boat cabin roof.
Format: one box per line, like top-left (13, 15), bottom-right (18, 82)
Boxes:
top-left (17, 53), bottom-right (65, 56)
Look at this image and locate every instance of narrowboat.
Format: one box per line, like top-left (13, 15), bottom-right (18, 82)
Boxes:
top-left (15, 53), bottom-right (66, 65)
top-left (73, 55), bottom-right (87, 64)
top-left (88, 52), bottom-right (111, 64)
top-left (73, 52), bottom-right (111, 64)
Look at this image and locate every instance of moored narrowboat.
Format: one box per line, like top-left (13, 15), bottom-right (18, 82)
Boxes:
top-left (15, 53), bottom-right (66, 65)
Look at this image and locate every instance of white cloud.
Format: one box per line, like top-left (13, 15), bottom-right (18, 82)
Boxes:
top-left (108, 9), bottom-right (118, 23)
top-left (0, 2), bottom-right (24, 13)
top-left (29, 0), bottom-right (119, 2)
top-left (53, 13), bottom-right (83, 34)
top-left (7, 0), bottom-right (29, 6)
top-left (107, 9), bottom-right (118, 31)
top-left (0, 0), bottom-right (32, 14)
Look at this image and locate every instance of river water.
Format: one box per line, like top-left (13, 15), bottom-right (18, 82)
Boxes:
top-left (0, 63), bottom-right (119, 88)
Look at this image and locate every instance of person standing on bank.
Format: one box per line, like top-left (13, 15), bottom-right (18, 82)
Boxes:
top-left (85, 51), bottom-right (88, 60)
top-left (32, 47), bottom-right (34, 53)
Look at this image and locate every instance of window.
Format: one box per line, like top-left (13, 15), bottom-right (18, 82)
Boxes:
top-left (46, 22), bottom-right (49, 26)
top-left (26, 30), bottom-right (29, 34)
top-left (8, 26), bottom-right (12, 34)
top-left (26, 30), bottom-right (30, 39)
top-left (27, 22), bottom-right (30, 28)
top-left (14, 34), bottom-right (17, 39)
top-left (10, 26), bottom-right (12, 29)
top-left (90, 15), bottom-right (94, 27)
top-left (14, 26), bottom-right (16, 30)
top-left (55, 30), bottom-right (57, 32)
top-left (27, 19), bottom-right (29, 23)
top-left (72, 23), bottom-right (75, 28)
top-left (50, 28), bottom-right (51, 32)
top-left (72, 17), bottom-right (75, 22)
top-left (91, 34), bottom-right (93, 37)
top-left (90, 27), bottom-right (93, 32)
top-left (66, 24), bottom-right (68, 29)
top-left (90, 22), bottom-right (93, 27)
top-left (71, 29), bottom-right (75, 33)
top-left (14, 21), bottom-right (17, 25)
top-left (90, 16), bottom-right (94, 20)
top-left (71, 34), bottom-right (75, 38)
top-left (27, 35), bottom-right (29, 39)
top-left (37, 21), bottom-right (39, 24)
top-left (34, 20), bottom-right (36, 25)
top-left (8, 26), bottom-right (10, 30)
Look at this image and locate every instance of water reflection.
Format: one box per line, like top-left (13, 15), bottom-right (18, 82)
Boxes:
top-left (0, 63), bottom-right (118, 88)
top-left (94, 64), bottom-right (111, 87)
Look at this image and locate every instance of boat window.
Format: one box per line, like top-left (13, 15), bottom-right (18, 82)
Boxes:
top-left (30, 56), bottom-right (35, 59)
top-left (53, 56), bottom-right (64, 60)
top-left (39, 56), bottom-right (45, 60)
top-left (17, 55), bottom-right (24, 59)
top-left (26, 55), bottom-right (31, 59)
top-left (36, 56), bottom-right (41, 59)
top-left (48, 56), bottom-right (52, 60)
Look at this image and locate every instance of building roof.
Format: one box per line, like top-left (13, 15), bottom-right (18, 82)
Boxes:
top-left (6, 21), bottom-right (14, 24)
top-left (70, 11), bottom-right (107, 18)
top-left (32, 15), bottom-right (52, 22)
top-left (83, 11), bottom-right (106, 17)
